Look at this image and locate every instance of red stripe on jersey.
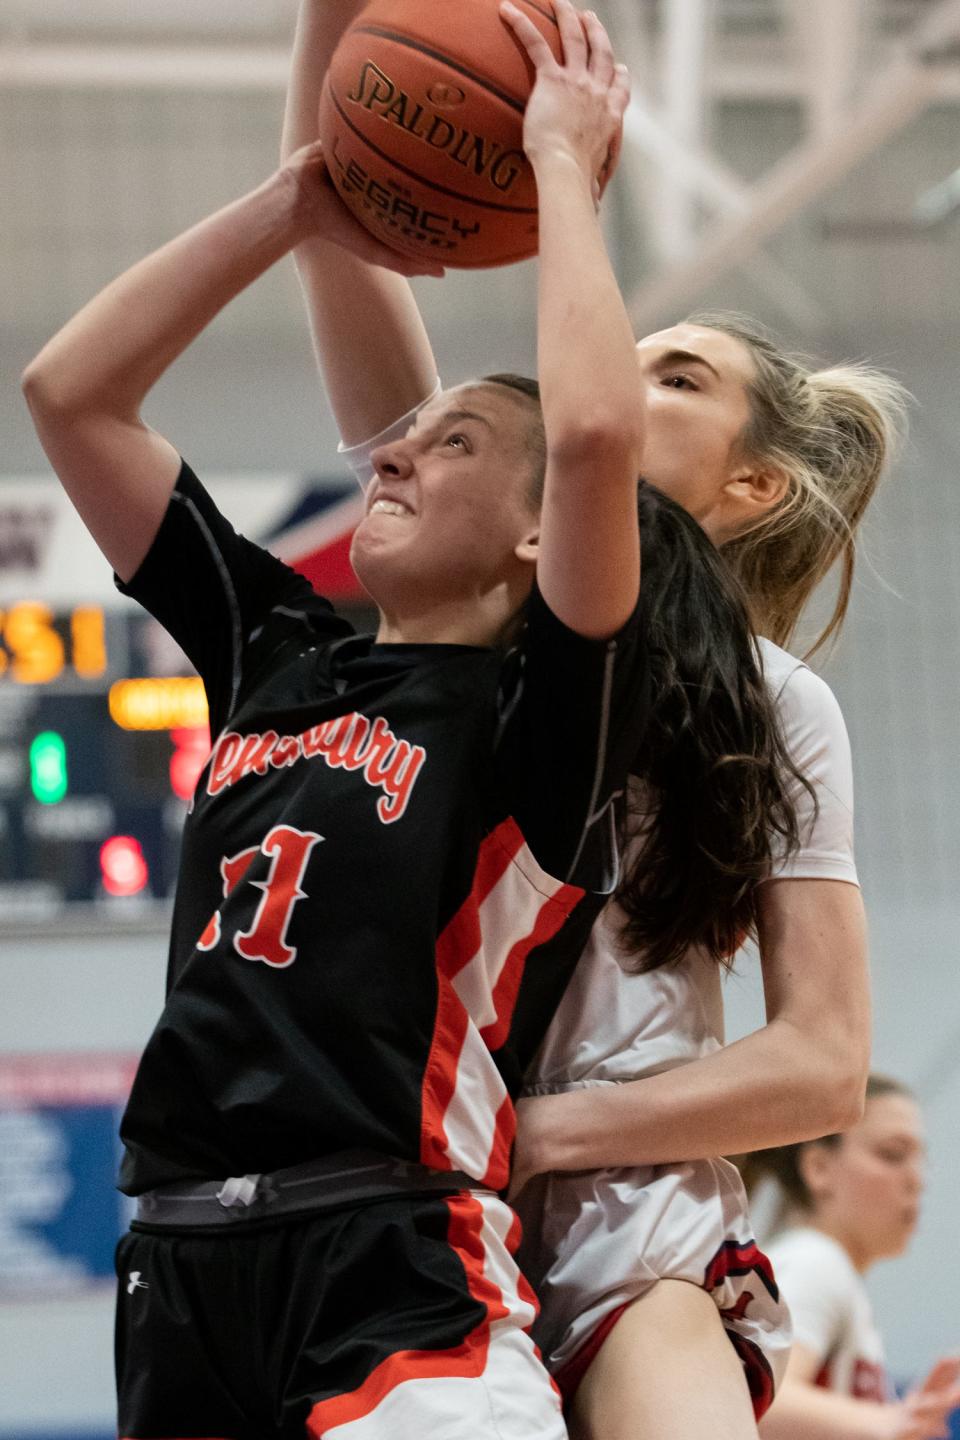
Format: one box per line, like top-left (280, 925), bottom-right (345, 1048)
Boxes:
top-left (437, 818), bottom-right (524, 982)
top-left (445, 1191), bottom-right (510, 1326)
top-left (703, 1238), bottom-right (779, 1302)
top-left (554, 1302), bottom-right (630, 1405)
top-left (725, 1330), bottom-right (776, 1420)
top-left (505, 1210), bottom-right (541, 1315)
top-left (419, 820), bottom-right (523, 1171)
top-left (479, 879), bottom-right (583, 1052)
top-left (420, 817), bottom-right (584, 1182)
top-left (503, 1208), bottom-right (561, 1403)
top-left (305, 1193), bottom-right (501, 1434)
top-left (420, 978), bottom-right (471, 1171)
top-left (481, 1095), bottom-right (516, 1190)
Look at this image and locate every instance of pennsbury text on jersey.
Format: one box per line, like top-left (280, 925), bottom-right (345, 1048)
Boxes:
top-left (207, 711), bottom-right (427, 824)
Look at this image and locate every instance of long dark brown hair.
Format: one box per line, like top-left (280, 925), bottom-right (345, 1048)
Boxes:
top-left (618, 484), bottom-right (811, 972)
top-left (482, 373), bottom-right (811, 973)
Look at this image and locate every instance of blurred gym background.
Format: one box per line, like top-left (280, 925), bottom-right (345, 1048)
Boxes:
top-left (1, 2), bottom-right (958, 1434)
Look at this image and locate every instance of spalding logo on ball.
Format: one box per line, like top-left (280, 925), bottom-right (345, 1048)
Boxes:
top-left (319, 0), bottom-right (564, 269)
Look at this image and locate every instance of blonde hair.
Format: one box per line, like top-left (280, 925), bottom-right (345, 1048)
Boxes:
top-left (686, 312), bottom-right (910, 658)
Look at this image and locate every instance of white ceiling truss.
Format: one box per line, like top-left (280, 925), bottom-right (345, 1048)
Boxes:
top-left (0, 1), bottom-right (958, 335)
top-left (624, 0), bottom-right (960, 329)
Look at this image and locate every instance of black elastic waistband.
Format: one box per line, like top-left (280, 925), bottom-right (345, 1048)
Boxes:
top-left (134, 1150), bottom-right (484, 1228)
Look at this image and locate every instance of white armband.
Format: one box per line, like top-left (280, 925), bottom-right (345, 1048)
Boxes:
top-left (338, 379), bottom-right (442, 490)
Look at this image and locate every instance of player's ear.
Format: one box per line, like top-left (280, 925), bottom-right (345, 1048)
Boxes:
top-left (798, 1141), bottom-right (837, 1205)
top-left (721, 460), bottom-right (788, 528)
top-left (514, 523), bottom-right (539, 566)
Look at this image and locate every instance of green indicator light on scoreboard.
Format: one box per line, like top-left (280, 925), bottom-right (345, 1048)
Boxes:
top-left (29, 730), bottom-right (68, 805)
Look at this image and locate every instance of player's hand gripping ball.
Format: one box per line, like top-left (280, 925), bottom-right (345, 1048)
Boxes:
top-left (318, 0), bottom-right (565, 269)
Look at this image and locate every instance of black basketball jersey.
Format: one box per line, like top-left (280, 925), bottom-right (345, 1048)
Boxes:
top-left (115, 463), bottom-right (648, 1195)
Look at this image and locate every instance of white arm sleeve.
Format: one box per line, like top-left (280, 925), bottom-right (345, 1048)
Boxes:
top-left (337, 378), bottom-right (442, 490)
top-left (765, 652), bottom-right (858, 885)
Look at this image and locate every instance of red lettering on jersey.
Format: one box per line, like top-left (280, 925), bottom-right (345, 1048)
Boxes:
top-left (720, 1290), bottom-right (754, 1323)
top-left (197, 912), bottom-right (220, 952)
top-left (270, 734), bottom-right (302, 769)
top-left (338, 714), bottom-right (373, 770)
top-left (205, 713), bottom-right (427, 824)
top-left (208, 732), bottom-right (244, 795)
top-left (238, 730), bottom-right (279, 780)
top-left (196, 845), bottom-right (259, 951)
top-left (313, 713), bottom-right (355, 766)
top-left (851, 1359), bottom-right (887, 1402)
top-left (300, 722), bottom-right (329, 759)
top-left (234, 826), bottom-right (324, 968)
top-left (376, 741), bottom-right (427, 823)
top-left (356, 716), bottom-right (394, 774)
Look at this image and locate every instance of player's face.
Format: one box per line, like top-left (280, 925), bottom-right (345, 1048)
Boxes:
top-left (811, 1094), bottom-right (926, 1268)
top-left (350, 384), bottom-right (539, 621)
top-left (633, 324), bottom-right (764, 540)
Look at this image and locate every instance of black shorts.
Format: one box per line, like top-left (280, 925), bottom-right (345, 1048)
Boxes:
top-left (115, 1188), bottom-right (566, 1440)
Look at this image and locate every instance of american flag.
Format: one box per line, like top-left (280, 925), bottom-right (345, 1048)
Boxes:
top-left (261, 477), bottom-right (367, 602)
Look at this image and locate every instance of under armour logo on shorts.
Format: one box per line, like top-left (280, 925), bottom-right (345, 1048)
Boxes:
top-left (127, 1271), bottom-right (149, 1294)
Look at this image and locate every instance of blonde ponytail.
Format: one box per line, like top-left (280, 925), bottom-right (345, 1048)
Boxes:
top-left (687, 314), bottom-right (909, 656)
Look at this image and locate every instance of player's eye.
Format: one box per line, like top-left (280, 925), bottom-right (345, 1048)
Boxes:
top-left (445, 432), bottom-right (470, 450)
top-left (662, 373), bottom-right (697, 391)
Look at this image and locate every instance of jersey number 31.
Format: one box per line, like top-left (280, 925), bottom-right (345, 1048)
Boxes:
top-left (196, 825), bottom-right (323, 968)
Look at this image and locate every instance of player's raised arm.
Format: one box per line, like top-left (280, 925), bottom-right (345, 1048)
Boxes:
top-left (282, 0), bottom-right (440, 446)
top-left (21, 143), bottom-right (434, 582)
top-left (501, 1), bottom-right (642, 639)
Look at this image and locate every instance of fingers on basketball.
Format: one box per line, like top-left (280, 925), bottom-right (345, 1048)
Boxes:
top-left (582, 9), bottom-right (615, 86)
top-left (500, 2), bottom-right (558, 70)
top-left (552, 0), bottom-right (590, 70)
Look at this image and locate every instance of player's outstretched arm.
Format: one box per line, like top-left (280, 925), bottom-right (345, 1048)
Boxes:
top-left (760, 1348), bottom-right (960, 1439)
top-left (22, 144), bottom-right (433, 582)
top-left (511, 878), bottom-right (870, 1193)
top-left (502, 0), bottom-right (642, 640)
top-left (282, 0), bottom-right (440, 447)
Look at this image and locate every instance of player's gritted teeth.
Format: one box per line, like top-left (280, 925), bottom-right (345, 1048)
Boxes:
top-left (367, 490), bottom-right (415, 518)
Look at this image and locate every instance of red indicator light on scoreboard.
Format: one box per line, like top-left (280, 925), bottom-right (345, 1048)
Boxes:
top-left (99, 835), bottom-right (149, 898)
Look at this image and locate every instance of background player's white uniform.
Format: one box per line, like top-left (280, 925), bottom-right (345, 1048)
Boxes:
top-left (766, 1226), bottom-right (890, 1400)
top-left (515, 640), bottom-right (859, 1415)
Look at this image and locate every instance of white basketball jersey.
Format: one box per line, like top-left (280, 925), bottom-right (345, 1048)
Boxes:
top-left (526, 639), bottom-right (858, 1091)
top-left (766, 1227), bottom-right (889, 1399)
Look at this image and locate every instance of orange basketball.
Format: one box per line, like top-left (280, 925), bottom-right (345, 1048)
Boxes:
top-left (318, 0), bottom-right (563, 269)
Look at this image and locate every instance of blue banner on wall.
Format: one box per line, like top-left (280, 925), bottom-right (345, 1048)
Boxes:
top-left (0, 1054), bottom-right (137, 1298)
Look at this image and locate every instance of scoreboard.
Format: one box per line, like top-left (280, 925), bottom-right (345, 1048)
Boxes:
top-left (0, 471), bottom-right (373, 925)
top-left (0, 601), bottom-right (208, 919)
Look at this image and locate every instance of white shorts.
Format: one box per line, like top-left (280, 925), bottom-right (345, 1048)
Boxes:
top-left (514, 1152), bottom-right (792, 1419)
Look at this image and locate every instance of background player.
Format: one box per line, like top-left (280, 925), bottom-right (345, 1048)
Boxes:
top-left (746, 1074), bottom-right (960, 1440)
top-left (21, 7), bottom-right (644, 1437)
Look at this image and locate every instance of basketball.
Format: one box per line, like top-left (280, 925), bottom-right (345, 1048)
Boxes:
top-left (318, 0), bottom-right (564, 269)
